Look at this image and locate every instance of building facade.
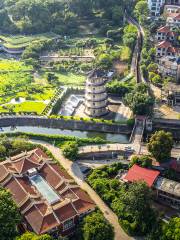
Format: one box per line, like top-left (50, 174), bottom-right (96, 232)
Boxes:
top-left (84, 69), bottom-right (109, 117)
top-left (156, 26), bottom-right (176, 41)
top-left (148, 0), bottom-right (165, 16)
top-left (158, 56), bottom-right (180, 83)
top-left (156, 40), bottom-right (179, 57)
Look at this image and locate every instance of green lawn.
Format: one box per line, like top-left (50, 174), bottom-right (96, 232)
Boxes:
top-left (0, 32), bottom-right (60, 49)
top-left (0, 60), bottom-right (32, 71)
top-left (0, 102), bottom-right (46, 114)
top-left (55, 72), bottom-right (85, 86)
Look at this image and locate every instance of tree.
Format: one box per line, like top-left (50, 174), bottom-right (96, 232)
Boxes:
top-left (147, 130), bottom-right (173, 163)
top-left (61, 141), bottom-right (78, 160)
top-left (161, 217), bottom-right (180, 240)
top-left (0, 187), bottom-right (21, 240)
top-left (111, 181), bottom-right (157, 236)
top-left (129, 155), bottom-right (152, 168)
top-left (16, 232), bottom-right (53, 240)
top-left (80, 211), bottom-right (114, 240)
top-left (124, 84), bottom-right (154, 115)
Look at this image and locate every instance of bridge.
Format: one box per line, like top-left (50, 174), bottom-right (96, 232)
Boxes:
top-left (79, 117), bottom-right (146, 157)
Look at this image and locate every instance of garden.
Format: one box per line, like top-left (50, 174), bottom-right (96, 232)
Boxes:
top-left (0, 32), bottom-right (59, 50)
top-left (0, 60), bottom-right (55, 114)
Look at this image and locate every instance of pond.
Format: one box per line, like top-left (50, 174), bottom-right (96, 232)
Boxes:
top-left (1, 126), bottom-right (130, 143)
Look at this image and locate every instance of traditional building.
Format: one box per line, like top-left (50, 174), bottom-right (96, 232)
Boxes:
top-left (84, 69), bottom-right (109, 117)
top-left (0, 148), bottom-right (95, 237)
top-left (121, 164), bottom-right (180, 209)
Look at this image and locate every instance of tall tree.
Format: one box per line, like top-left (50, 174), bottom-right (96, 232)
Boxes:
top-left (0, 187), bottom-right (21, 240)
top-left (80, 211), bottom-right (114, 240)
top-left (112, 181), bottom-right (157, 235)
top-left (148, 130), bottom-right (173, 163)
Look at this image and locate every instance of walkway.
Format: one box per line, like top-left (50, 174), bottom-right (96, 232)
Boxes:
top-left (30, 140), bottom-right (133, 240)
top-left (79, 118), bottom-right (145, 155)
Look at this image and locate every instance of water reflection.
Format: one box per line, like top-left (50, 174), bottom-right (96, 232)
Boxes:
top-left (1, 126), bottom-right (129, 143)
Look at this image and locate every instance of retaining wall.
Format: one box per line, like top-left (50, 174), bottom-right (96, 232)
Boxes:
top-left (0, 116), bottom-right (131, 134)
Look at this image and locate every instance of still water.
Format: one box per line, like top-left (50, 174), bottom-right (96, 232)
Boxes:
top-left (1, 126), bottom-right (129, 143)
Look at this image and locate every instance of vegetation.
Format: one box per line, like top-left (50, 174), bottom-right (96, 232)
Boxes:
top-left (0, 187), bottom-right (21, 240)
top-left (147, 130), bottom-right (173, 163)
top-left (0, 0), bottom-right (136, 34)
top-left (16, 232), bottom-right (53, 240)
top-left (161, 217), bottom-right (180, 240)
top-left (107, 78), bottom-right (135, 97)
top-left (61, 141), bottom-right (79, 161)
top-left (124, 83), bottom-right (154, 115)
top-left (129, 155), bottom-right (152, 168)
top-left (0, 135), bottom-right (35, 161)
top-left (77, 211), bottom-right (114, 240)
top-left (87, 164), bottom-right (158, 237)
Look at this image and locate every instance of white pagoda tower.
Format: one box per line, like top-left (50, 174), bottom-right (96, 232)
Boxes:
top-left (84, 69), bottom-right (109, 117)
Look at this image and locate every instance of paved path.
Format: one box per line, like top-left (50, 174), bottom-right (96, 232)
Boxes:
top-left (31, 140), bottom-right (133, 240)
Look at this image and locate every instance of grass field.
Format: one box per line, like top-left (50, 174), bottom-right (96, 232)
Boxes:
top-left (0, 102), bottom-right (46, 114)
top-left (55, 72), bottom-right (85, 86)
top-left (0, 60), bottom-right (32, 71)
top-left (0, 60), bottom-right (55, 113)
top-left (0, 32), bottom-right (59, 49)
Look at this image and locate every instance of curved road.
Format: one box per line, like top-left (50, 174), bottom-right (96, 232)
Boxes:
top-left (31, 139), bottom-right (133, 240)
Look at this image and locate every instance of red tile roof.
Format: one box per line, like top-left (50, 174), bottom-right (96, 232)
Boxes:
top-left (0, 148), bottom-right (96, 235)
top-left (124, 164), bottom-right (160, 187)
top-left (157, 41), bottom-right (172, 48)
top-left (157, 26), bottom-right (171, 33)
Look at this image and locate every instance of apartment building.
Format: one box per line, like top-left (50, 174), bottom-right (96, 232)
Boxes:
top-left (156, 40), bottom-right (179, 57)
top-left (156, 26), bottom-right (177, 41)
top-left (158, 56), bottom-right (180, 82)
top-left (148, 0), bottom-right (165, 16)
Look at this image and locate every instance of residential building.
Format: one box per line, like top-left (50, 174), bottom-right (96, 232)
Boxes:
top-left (166, 12), bottom-right (180, 26)
top-left (156, 26), bottom-right (177, 41)
top-left (148, 0), bottom-right (165, 16)
top-left (157, 56), bottom-right (180, 82)
top-left (84, 69), bottom-right (109, 117)
top-left (156, 40), bottom-right (179, 57)
top-left (164, 4), bottom-right (180, 13)
top-left (121, 164), bottom-right (180, 209)
top-left (0, 148), bottom-right (95, 237)
top-left (165, 0), bottom-right (180, 5)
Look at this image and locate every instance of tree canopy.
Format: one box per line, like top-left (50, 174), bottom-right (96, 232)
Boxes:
top-left (79, 211), bottom-right (114, 240)
top-left (0, 187), bottom-right (21, 240)
top-left (0, 0), bottom-right (136, 34)
top-left (147, 130), bottom-right (173, 163)
top-left (16, 232), bottom-right (53, 240)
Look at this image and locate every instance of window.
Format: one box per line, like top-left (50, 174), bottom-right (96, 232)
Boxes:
top-left (63, 219), bottom-right (74, 231)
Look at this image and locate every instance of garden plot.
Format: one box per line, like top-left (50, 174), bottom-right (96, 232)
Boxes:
top-left (0, 60), bottom-right (55, 114)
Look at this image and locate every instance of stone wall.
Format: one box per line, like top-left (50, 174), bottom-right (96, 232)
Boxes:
top-left (0, 116), bottom-right (131, 134)
top-left (152, 118), bottom-right (180, 139)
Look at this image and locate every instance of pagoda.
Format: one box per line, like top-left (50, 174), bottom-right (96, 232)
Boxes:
top-left (84, 69), bottom-right (108, 117)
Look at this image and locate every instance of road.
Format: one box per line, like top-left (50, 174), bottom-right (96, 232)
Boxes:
top-left (31, 139), bottom-right (133, 240)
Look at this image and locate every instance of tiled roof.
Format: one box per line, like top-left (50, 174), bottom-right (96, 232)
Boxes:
top-left (157, 26), bottom-right (171, 33)
top-left (157, 41), bottom-right (172, 48)
top-left (124, 164), bottom-right (160, 187)
top-left (0, 148), bottom-right (95, 235)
